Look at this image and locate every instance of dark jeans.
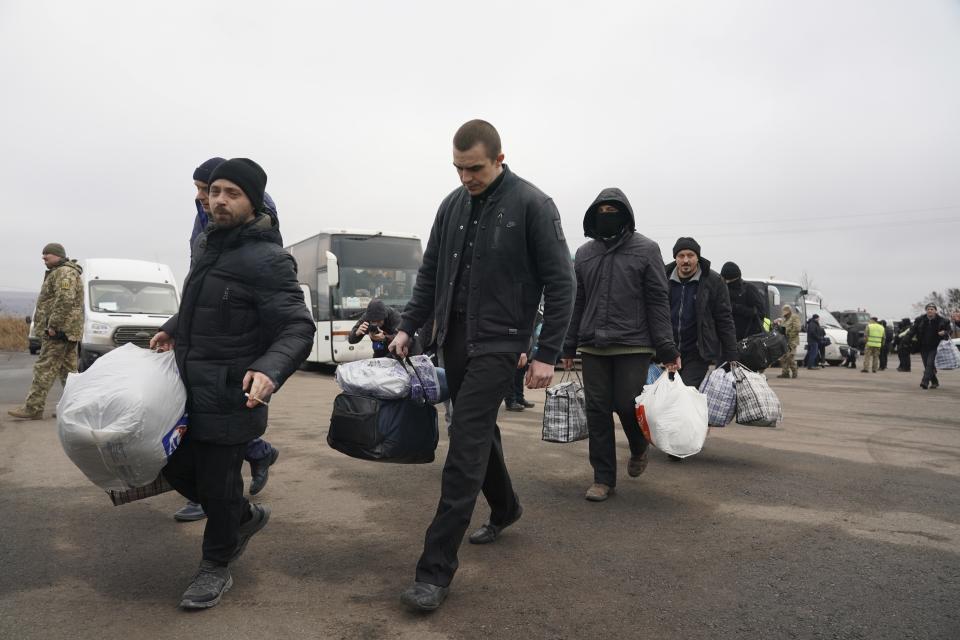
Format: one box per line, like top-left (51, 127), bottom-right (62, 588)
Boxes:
top-left (505, 364), bottom-right (528, 403)
top-left (678, 351), bottom-right (710, 389)
top-left (897, 348), bottom-right (911, 371)
top-left (245, 437), bottom-right (275, 462)
top-left (163, 434), bottom-right (252, 565)
top-left (581, 352), bottom-right (651, 487)
top-left (415, 320), bottom-right (520, 588)
top-left (879, 345), bottom-right (888, 370)
top-left (920, 349), bottom-right (939, 387)
top-left (805, 341), bottom-right (820, 368)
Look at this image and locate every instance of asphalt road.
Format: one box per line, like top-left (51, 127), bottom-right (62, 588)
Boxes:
top-left (1, 352), bottom-right (958, 639)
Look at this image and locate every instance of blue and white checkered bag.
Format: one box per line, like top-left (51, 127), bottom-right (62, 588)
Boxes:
top-left (733, 366), bottom-right (782, 427)
top-left (698, 366), bottom-right (736, 427)
top-left (935, 340), bottom-right (960, 370)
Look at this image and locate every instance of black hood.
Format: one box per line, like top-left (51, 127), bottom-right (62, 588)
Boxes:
top-left (583, 188), bottom-right (636, 239)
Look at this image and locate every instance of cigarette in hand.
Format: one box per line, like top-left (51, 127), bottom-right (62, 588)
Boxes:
top-left (244, 393), bottom-right (269, 406)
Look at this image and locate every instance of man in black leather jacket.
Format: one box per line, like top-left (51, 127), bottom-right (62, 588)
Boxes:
top-left (391, 120), bottom-right (575, 612)
top-left (151, 158), bottom-right (314, 609)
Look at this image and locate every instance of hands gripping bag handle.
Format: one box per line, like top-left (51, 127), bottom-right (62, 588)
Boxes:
top-left (634, 372), bottom-right (708, 458)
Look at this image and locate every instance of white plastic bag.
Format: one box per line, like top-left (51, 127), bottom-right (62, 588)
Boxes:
top-left (335, 357), bottom-right (411, 399)
top-left (935, 340), bottom-right (960, 371)
top-left (57, 343), bottom-right (187, 492)
top-left (635, 373), bottom-right (708, 458)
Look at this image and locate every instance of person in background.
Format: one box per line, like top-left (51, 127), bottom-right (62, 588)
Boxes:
top-left (504, 311), bottom-right (542, 411)
top-left (861, 317), bottom-right (884, 374)
top-left (805, 314), bottom-right (823, 370)
top-left (777, 305), bottom-right (801, 379)
top-left (721, 262), bottom-right (765, 340)
top-left (349, 298), bottom-right (402, 358)
top-left (878, 319), bottom-right (892, 371)
top-left (913, 303), bottom-right (952, 390)
top-left (894, 317), bottom-right (913, 372)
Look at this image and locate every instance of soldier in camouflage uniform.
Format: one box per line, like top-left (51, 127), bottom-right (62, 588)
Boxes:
top-left (777, 304), bottom-right (801, 379)
top-left (8, 243), bottom-right (84, 419)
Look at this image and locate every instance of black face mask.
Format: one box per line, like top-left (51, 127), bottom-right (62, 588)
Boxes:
top-left (595, 213), bottom-right (625, 238)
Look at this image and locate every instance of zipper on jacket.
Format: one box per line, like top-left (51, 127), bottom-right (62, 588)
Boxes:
top-left (491, 210), bottom-right (504, 249)
top-left (677, 282), bottom-right (686, 353)
top-left (219, 287), bottom-right (231, 327)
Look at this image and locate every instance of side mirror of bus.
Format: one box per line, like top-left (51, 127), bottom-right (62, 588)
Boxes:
top-left (326, 251), bottom-right (339, 288)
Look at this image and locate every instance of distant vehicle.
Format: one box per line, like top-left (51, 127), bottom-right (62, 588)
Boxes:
top-left (286, 230), bottom-right (422, 365)
top-left (804, 299), bottom-right (847, 366)
top-left (742, 278), bottom-right (811, 366)
top-left (78, 259), bottom-right (180, 371)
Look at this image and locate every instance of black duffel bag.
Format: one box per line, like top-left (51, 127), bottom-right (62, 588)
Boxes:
top-left (737, 331), bottom-right (789, 370)
top-left (327, 394), bottom-right (439, 464)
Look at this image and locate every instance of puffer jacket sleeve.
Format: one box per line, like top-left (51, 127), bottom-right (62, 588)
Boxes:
top-left (248, 250), bottom-right (316, 389)
top-left (527, 197), bottom-right (575, 365)
top-left (562, 261), bottom-right (586, 358)
top-left (642, 242), bottom-right (681, 362)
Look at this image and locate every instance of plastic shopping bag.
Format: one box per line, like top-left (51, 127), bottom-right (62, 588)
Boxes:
top-left (335, 357), bottom-right (411, 399)
top-left (634, 373), bottom-right (708, 458)
top-left (57, 343), bottom-right (188, 492)
top-left (733, 366), bottom-right (782, 427)
top-left (542, 371), bottom-right (588, 443)
top-left (934, 340), bottom-right (960, 371)
top-left (645, 363), bottom-right (663, 388)
top-left (404, 355), bottom-right (450, 405)
top-left (698, 365), bottom-right (737, 427)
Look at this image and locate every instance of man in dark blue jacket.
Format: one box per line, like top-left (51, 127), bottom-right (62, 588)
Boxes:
top-left (390, 120), bottom-right (575, 612)
top-left (173, 157), bottom-right (283, 523)
top-left (665, 237), bottom-right (738, 390)
top-left (561, 189), bottom-right (681, 501)
top-left (152, 158), bottom-right (314, 609)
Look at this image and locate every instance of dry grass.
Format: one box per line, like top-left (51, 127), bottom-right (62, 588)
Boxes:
top-left (0, 315), bottom-right (30, 351)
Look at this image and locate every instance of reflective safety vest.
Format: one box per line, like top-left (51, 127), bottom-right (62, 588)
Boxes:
top-left (866, 322), bottom-right (885, 348)
top-left (763, 317), bottom-right (771, 332)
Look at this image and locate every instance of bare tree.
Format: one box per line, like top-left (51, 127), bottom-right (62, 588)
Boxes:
top-left (800, 270), bottom-right (816, 291)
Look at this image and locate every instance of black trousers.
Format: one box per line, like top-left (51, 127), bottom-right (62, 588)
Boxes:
top-left (678, 351), bottom-right (710, 389)
top-left (415, 320), bottom-right (520, 588)
top-left (897, 348), bottom-right (911, 371)
top-left (581, 353), bottom-right (651, 487)
top-left (163, 434), bottom-right (251, 565)
top-left (879, 345), bottom-right (889, 370)
top-left (505, 364), bottom-right (528, 403)
top-left (920, 349), bottom-right (940, 387)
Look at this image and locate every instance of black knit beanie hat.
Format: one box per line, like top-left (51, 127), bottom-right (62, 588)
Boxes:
top-left (208, 158), bottom-right (267, 211)
top-left (720, 262), bottom-right (742, 279)
top-left (672, 237), bottom-right (701, 259)
top-left (193, 157), bottom-right (226, 183)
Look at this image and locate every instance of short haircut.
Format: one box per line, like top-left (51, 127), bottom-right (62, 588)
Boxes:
top-left (453, 119), bottom-right (501, 160)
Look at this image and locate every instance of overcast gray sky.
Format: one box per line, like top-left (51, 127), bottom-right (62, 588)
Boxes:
top-left (1, 0), bottom-right (958, 319)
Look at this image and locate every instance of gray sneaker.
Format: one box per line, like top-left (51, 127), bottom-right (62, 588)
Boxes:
top-left (230, 503), bottom-right (271, 562)
top-left (173, 501), bottom-right (207, 522)
top-left (179, 560), bottom-right (232, 609)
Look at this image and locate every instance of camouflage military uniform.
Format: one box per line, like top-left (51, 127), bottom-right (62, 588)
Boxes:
top-left (778, 312), bottom-right (801, 378)
top-left (20, 260), bottom-right (84, 416)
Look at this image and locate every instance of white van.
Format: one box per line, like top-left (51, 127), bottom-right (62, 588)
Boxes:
top-left (802, 298), bottom-right (847, 366)
top-left (79, 259), bottom-right (180, 370)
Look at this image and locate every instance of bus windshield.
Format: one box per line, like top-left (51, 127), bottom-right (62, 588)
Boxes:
top-left (331, 235), bottom-right (422, 320)
top-left (89, 281), bottom-right (178, 314)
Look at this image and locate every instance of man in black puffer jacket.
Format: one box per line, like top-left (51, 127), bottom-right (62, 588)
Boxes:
top-left (151, 158), bottom-right (315, 610)
top-left (721, 261), bottom-right (765, 340)
top-left (665, 237), bottom-right (739, 389)
top-left (561, 188), bottom-right (680, 502)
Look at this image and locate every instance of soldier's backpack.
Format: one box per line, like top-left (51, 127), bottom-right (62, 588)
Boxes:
top-left (737, 331), bottom-right (789, 371)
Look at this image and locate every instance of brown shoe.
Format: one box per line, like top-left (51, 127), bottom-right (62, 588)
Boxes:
top-left (627, 450), bottom-right (649, 477)
top-left (585, 483), bottom-right (614, 502)
top-left (7, 407), bottom-right (43, 420)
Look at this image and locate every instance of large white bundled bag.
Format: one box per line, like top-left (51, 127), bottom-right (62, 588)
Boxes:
top-left (57, 343), bottom-right (188, 492)
top-left (635, 373), bottom-right (708, 458)
top-left (335, 357), bottom-right (411, 399)
top-left (935, 339), bottom-right (960, 370)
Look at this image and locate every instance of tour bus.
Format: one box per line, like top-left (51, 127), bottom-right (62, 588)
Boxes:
top-left (79, 259), bottom-right (180, 370)
top-left (286, 230), bottom-right (423, 364)
top-left (743, 277), bottom-right (808, 365)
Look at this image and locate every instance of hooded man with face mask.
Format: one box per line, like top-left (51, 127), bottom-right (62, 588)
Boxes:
top-left (561, 188), bottom-right (680, 503)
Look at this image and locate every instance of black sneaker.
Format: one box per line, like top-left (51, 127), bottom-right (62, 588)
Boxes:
top-left (179, 561), bottom-right (232, 609)
top-left (520, 399), bottom-right (535, 408)
top-left (505, 401), bottom-right (525, 412)
top-left (230, 503), bottom-right (271, 562)
top-left (400, 581), bottom-right (449, 612)
top-left (173, 501), bottom-right (207, 522)
top-left (249, 448), bottom-right (280, 495)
